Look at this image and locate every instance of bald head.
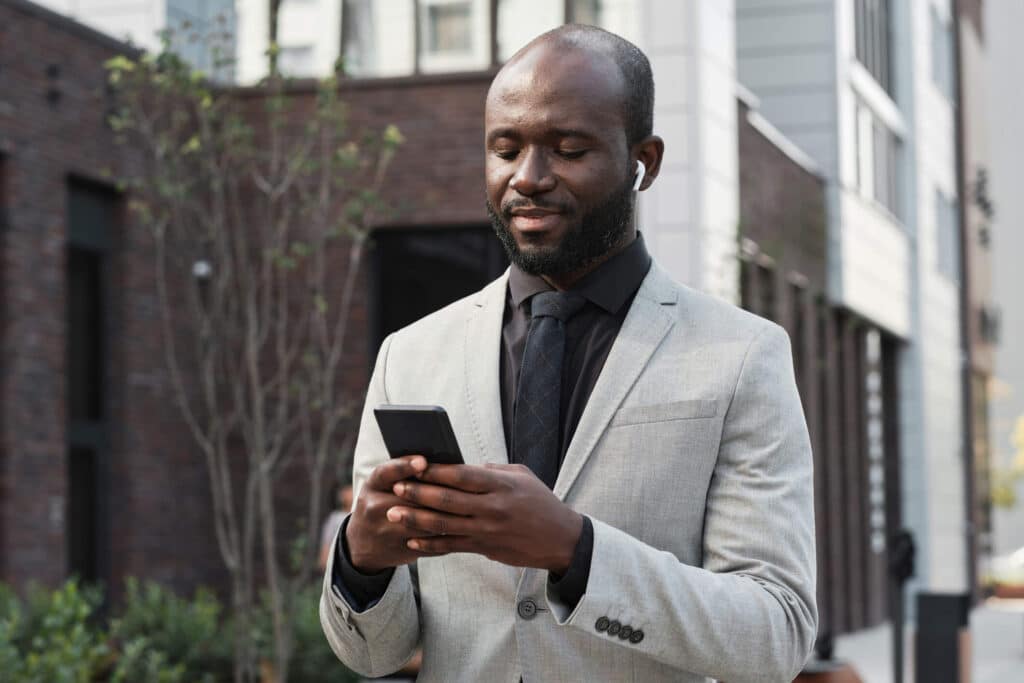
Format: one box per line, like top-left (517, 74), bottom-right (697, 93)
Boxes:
top-left (491, 24), bottom-right (655, 146)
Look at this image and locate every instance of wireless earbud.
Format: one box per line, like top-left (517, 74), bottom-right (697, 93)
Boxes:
top-left (633, 159), bottom-right (646, 191)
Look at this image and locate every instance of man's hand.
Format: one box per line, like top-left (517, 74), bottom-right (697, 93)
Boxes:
top-left (387, 463), bottom-right (584, 574)
top-left (345, 455), bottom-right (445, 573)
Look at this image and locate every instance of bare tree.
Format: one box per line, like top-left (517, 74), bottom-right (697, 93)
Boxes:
top-left (106, 35), bottom-right (402, 682)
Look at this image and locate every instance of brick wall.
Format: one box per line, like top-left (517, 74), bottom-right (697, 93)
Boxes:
top-left (737, 99), bottom-right (827, 291)
top-left (0, 0), bottom-right (495, 597)
top-left (236, 71), bottom-right (493, 230)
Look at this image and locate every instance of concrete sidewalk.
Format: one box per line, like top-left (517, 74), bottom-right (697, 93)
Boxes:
top-left (835, 603), bottom-right (1024, 682)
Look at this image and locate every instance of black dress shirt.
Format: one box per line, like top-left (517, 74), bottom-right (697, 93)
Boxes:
top-left (333, 234), bottom-right (652, 612)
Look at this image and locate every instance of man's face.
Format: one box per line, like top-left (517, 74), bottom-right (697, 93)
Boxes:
top-left (484, 45), bottom-right (635, 277)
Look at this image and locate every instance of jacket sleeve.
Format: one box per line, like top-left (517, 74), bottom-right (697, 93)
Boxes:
top-left (319, 333), bottom-right (421, 678)
top-left (545, 324), bottom-right (818, 683)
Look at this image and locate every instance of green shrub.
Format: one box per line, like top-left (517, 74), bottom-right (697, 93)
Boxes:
top-left (247, 583), bottom-right (358, 683)
top-left (0, 578), bottom-right (354, 682)
top-left (109, 577), bottom-right (230, 682)
top-left (108, 636), bottom-right (187, 683)
top-left (0, 580), bottom-right (110, 683)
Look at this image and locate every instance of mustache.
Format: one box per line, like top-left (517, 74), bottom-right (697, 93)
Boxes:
top-left (500, 197), bottom-right (572, 216)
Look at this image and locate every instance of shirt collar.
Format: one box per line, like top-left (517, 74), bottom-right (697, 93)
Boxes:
top-left (508, 233), bottom-right (652, 315)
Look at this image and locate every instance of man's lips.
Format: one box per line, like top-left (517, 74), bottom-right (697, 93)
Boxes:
top-left (510, 208), bottom-right (560, 218)
top-left (509, 212), bottom-right (563, 232)
top-left (506, 206), bottom-right (565, 232)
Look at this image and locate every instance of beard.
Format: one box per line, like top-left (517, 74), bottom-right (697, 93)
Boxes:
top-left (487, 171), bottom-right (635, 277)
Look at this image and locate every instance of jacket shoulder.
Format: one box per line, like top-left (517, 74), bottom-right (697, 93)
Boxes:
top-left (642, 259), bottom-right (784, 346)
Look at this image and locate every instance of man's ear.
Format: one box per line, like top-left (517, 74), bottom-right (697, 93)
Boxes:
top-left (632, 136), bottom-right (665, 191)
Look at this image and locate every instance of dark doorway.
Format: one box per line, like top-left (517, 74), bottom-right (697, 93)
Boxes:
top-left (66, 180), bottom-right (115, 585)
top-left (369, 226), bottom-right (508, 356)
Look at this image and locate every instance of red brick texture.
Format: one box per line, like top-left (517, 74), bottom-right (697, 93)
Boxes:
top-left (0, 0), bottom-right (494, 597)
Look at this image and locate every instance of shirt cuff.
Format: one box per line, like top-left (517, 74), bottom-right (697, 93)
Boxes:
top-left (331, 515), bottom-right (394, 612)
top-left (548, 515), bottom-right (593, 610)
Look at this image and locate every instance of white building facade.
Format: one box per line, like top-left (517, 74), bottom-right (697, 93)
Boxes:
top-left (31, 0), bottom-right (235, 74)
top-left (737, 0), bottom-right (968, 598)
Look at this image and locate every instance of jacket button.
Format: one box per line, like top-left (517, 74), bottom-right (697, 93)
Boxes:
top-left (618, 625), bottom-right (633, 640)
top-left (629, 629), bottom-right (645, 644)
top-left (517, 599), bottom-right (538, 620)
top-left (595, 616), bottom-right (610, 632)
top-left (607, 620), bottom-right (622, 636)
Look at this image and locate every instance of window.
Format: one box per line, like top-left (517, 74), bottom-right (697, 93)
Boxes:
top-left (67, 181), bottom-right (115, 583)
top-left (418, 0), bottom-right (490, 73)
top-left (935, 189), bottom-right (959, 281)
top-left (931, 6), bottom-right (955, 100)
top-left (855, 0), bottom-right (894, 95)
top-left (872, 120), bottom-right (899, 216)
top-left (338, 0), bottom-right (630, 79)
top-left (278, 45), bottom-right (315, 77)
top-left (568, 0), bottom-right (601, 24)
top-left (497, 0), bottom-right (562, 62)
top-left (426, 1), bottom-right (472, 52)
top-left (855, 100), bottom-right (901, 218)
top-left (341, 0), bottom-right (415, 77)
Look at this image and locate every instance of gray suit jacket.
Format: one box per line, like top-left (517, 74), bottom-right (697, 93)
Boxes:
top-left (320, 263), bottom-right (817, 682)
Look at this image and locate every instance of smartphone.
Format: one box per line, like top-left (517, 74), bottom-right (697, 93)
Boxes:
top-left (373, 404), bottom-right (465, 466)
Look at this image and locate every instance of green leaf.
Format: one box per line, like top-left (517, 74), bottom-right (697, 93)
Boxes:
top-left (382, 124), bottom-right (405, 147)
top-left (181, 136), bottom-right (201, 154)
top-left (104, 55), bottom-right (136, 73)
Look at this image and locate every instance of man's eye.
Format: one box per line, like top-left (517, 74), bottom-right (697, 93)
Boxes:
top-left (557, 149), bottom-right (587, 159)
top-left (494, 150), bottom-right (519, 160)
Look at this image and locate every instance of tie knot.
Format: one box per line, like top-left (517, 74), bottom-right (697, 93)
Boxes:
top-left (530, 291), bottom-right (587, 322)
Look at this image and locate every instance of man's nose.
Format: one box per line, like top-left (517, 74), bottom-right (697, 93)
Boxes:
top-left (509, 148), bottom-right (557, 196)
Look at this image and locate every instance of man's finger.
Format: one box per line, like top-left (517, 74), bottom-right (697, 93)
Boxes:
top-left (392, 480), bottom-right (482, 515)
top-left (407, 535), bottom-right (475, 555)
top-left (386, 506), bottom-right (478, 537)
top-left (415, 464), bottom-right (498, 493)
top-left (365, 455), bottom-right (428, 491)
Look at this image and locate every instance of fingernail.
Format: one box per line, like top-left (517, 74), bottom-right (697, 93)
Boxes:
top-left (408, 539), bottom-right (421, 550)
top-left (411, 457), bottom-right (426, 471)
top-left (393, 482), bottom-right (405, 496)
top-left (386, 508), bottom-right (402, 522)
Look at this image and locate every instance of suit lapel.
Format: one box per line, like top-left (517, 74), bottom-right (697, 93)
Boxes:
top-left (553, 264), bottom-right (678, 500)
top-left (462, 270), bottom-right (511, 467)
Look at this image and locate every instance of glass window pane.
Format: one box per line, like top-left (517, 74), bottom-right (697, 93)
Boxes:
top-left (497, 0), bottom-right (563, 62)
top-left (68, 248), bottom-right (104, 421)
top-left (278, 45), bottom-right (315, 77)
top-left (855, 0), bottom-right (894, 96)
top-left (342, 0), bottom-right (415, 77)
top-left (419, 0), bottom-right (490, 73)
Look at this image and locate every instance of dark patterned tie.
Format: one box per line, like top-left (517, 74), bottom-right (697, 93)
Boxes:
top-left (513, 291), bottom-right (587, 489)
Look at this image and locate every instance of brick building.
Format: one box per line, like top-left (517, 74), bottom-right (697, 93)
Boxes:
top-left (0, 0), bottom-right (511, 597)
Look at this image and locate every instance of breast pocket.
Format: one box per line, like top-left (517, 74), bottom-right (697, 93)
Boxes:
top-left (609, 399), bottom-right (718, 428)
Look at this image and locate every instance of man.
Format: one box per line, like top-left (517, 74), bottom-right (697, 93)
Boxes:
top-left (320, 24), bottom-right (817, 683)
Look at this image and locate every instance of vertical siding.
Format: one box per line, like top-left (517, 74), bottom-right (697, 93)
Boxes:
top-left (640, 0), bottom-right (739, 301)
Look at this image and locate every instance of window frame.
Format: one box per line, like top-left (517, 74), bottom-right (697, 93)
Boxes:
top-left (339, 0), bottom-right (612, 79)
